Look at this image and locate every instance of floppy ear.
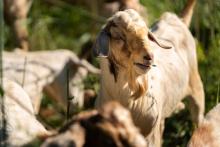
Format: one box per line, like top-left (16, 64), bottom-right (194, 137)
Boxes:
top-left (93, 30), bottom-right (109, 57)
top-left (148, 31), bottom-right (172, 49)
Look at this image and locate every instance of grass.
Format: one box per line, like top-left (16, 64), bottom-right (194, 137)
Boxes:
top-left (216, 82), bottom-right (220, 104)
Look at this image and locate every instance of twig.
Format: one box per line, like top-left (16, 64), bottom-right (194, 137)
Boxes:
top-left (66, 68), bottom-right (74, 121)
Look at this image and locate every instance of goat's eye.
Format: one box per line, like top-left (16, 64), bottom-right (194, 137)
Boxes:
top-left (114, 36), bottom-right (123, 41)
top-left (111, 35), bottom-right (125, 49)
top-left (112, 35), bottom-right (125, 42)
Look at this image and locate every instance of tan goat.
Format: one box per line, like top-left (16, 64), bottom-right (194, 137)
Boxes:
top-left (93, 0), bottom-right (204, 146)
top-left (188, 103), bottom-right (220, 147)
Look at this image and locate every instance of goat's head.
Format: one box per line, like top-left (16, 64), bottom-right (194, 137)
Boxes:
top-left (93, 9), bottom-right (171, 98)
top-left (94, 9), bottom-right (170, 74)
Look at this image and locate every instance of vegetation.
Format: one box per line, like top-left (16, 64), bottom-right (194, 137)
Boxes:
top-left (3, 0), bottom-right (220, 146)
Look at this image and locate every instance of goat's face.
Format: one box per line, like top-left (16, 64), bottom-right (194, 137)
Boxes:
top-left (94, 9), bottom-right (171, 76)
top-left (108, 15), bottom-right (153, 75)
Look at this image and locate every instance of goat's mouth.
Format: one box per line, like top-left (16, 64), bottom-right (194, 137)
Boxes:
top-left (134, 62), bottom-right (151, 70)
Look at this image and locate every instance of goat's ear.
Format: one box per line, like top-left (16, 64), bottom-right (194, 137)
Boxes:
top-left (148, 31), bottom-right (172, 49)
top-left (93, 30), bottom-right (109, 58)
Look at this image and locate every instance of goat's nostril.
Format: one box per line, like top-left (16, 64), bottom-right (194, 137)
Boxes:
top-left (143, 56), bottom-right (150, 60)
top-left (143, 53), bottom-right (153, 61)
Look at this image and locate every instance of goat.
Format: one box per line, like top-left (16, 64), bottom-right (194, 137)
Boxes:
top-left (188, 103), bottom-right (220, 147)
top-left (0, 78), bottom-right (50, 146)
top-left (93, 0), bottom-right (204, 146)
top-left (42, 101), bottom-right (147, 147)
top-left (3, 49), bottom-right (100, 113)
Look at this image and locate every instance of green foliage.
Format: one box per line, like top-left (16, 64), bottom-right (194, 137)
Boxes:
top-left (200, 34), bottom-right (220, 111)
top-left (163, 106), bottom-right (193, 147)
top-left (0, 86), bottom-right (4, 97)
top-left (39, 95), bottom-right (65, 128)
top-left (28, 0), bottom-right (102, 51)
top-left (84, 74), bottom-right (100, 93)
top-left (140, 0), bottom-right (187, 25)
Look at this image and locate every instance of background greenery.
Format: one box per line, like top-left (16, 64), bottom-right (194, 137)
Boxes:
top-left (4, 0), bottom-right (220, 146)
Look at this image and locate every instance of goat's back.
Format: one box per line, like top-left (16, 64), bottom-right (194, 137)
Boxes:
top-left (151, 12), bottom-right (197, 69)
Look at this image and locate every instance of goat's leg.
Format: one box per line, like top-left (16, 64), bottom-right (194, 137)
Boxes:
top-left (146, 125), bottom-right (161, 147)
top-left (145, 116), bottom-right (162, 147)
top-left (188, 70), bottom-right (205, 126)
top-left (173, 102), bottom-right (185, 114)
top-left (159, 119), bottom-right (165, 145)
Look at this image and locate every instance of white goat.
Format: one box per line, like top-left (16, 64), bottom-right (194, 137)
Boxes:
top-left (93, 0), bottom-right (204, 146)
top-left (3, 49), bottom-right (100, 113)
top-left (0, 78), bottom-right (50, 146)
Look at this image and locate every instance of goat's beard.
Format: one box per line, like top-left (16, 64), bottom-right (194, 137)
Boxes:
top-left (108, 54), bottom-right (148, 99)
top-left (128, 68), bottom-right (148, 99)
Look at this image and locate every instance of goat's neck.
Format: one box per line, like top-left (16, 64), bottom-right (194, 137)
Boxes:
top-left (99, 58), bottom-right (148, 105)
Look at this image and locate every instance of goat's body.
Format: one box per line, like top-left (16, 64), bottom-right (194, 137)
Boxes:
top-left (3, 49), bottom-right (76, 113)
top-left (97, 33), bottom-right (188, 141)
top-left (96, 12), bottom-right (204, 146)
top-left (3, 49), bottom-right (98, 113)
top-left (0, 79), bottom-right (49, 146)
top-left (152, 13), bottom-right (204, 123)
top-left (97, 58), bottom-right (159, 135)
top-left (151, 13), bottom-right (197, 118)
